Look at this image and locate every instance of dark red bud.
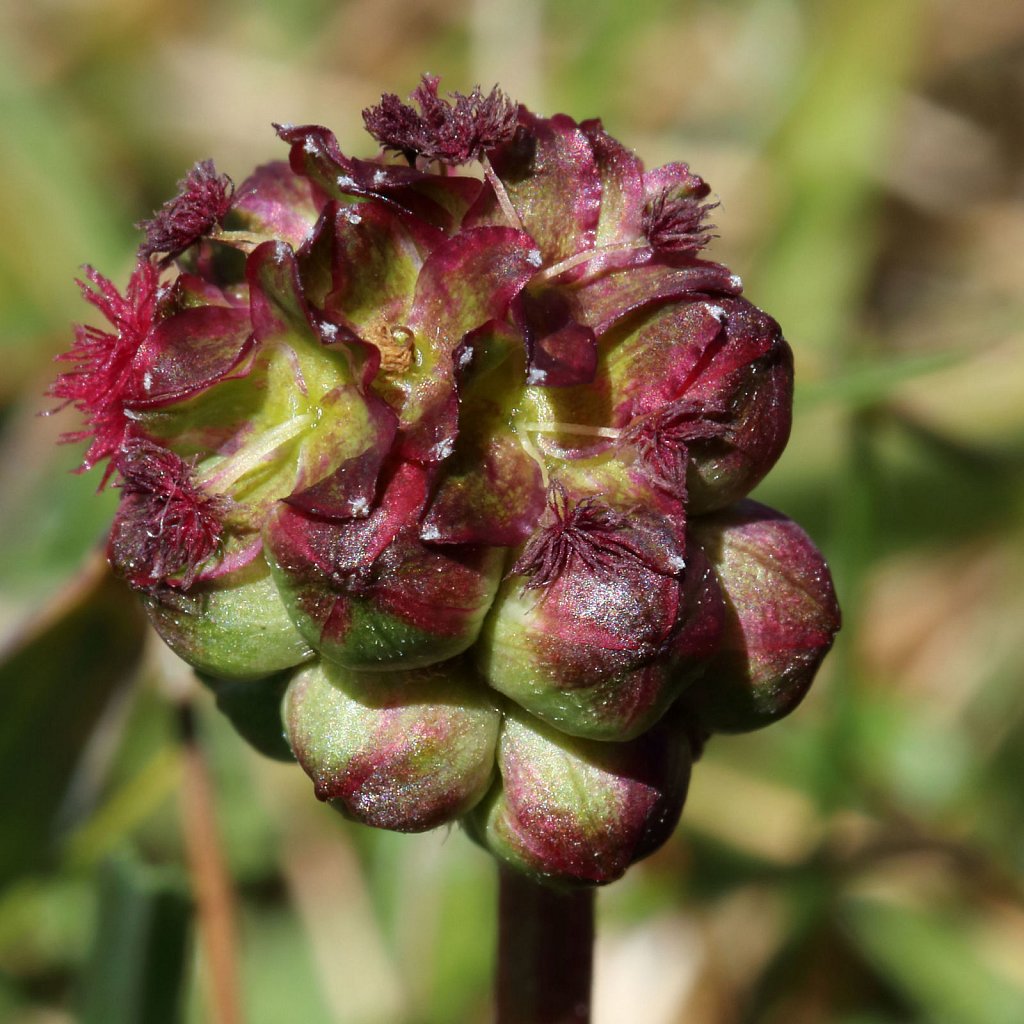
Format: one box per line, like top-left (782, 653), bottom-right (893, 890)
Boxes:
top-left (683, 500), bottom-right (841, 732)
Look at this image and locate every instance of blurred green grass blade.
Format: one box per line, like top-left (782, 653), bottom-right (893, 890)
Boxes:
top-left (0, 555), bottom-right (147, 886)
top-left (797, 349), bottom-right (965, 410)
top-left (64, 747), bottom-right (182, 870)
top-left (0, 43), bottom-right (133, 362)
top-left (0, 437), bottom-right (121, 603)
top-left (79, 855), bottom-right (191, 1024)
top-left (842, 898), bottom-right (1024, 1024)
top-left (239, 906), bottom-right (334, 1024)
top-left (422, 851), bottom-right (495, 1024)
top-left (553, 0), bottom-right (674, 121)
top-left (752, 0), bottom-right (924, 350)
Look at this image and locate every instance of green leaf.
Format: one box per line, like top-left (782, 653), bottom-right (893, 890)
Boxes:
top-left (797, 350), bottom-right (965, 410)
top-left (0, 555), bottom-right (147, 886)
top-left (78, 854), bottom-right (191, 1024)
top-left (842, 898), bottom-right (1024, 1024)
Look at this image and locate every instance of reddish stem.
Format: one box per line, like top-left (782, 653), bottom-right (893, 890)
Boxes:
top-left (496, 867), bottom-right (595, 1024)
top-left (178, 703), bottom-right (244, 1024)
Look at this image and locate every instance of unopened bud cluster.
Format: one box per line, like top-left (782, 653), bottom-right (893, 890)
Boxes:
top-left (53, 76), bottom-right (839, 887)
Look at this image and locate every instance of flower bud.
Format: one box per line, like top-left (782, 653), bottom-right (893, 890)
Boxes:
top-left (611, 297), bottom-right (794, 513)
top-left (476, 479), bottom-right (723, 741)
top-left (466, 708), bottom-right (691, 885)
top-left (682, 500), bottom-right (841, 732)
top-left (143, 562), bottom-right (314, 681)
top-left (283, 657), bottom-right (500, 831)
top-left (264, 460), bottom-right (506, 672)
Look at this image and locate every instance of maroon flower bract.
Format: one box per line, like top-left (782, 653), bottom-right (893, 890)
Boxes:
top-left (54, 74), bottom-right (840, 887)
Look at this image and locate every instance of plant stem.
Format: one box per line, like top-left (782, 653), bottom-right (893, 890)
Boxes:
top-left (178, 703), bottom-right (244, 1024)
top-left (496, 867), bottom-right (595, 1024)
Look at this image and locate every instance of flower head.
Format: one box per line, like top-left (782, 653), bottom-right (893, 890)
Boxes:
top-left (362, 73), bottom-right (518, 165)
top-left (137, 159), bottom-right (234, 261)
top-left (56, 75), bottom-right (838, 888)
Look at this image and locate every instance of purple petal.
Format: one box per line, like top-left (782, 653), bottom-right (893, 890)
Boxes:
top-left (408, 225), bottom-right (540, 335)
top-left (573, 260), bottom-right (743, 337)
top-left (275, 458), bottom-right (430, 578)
top-left (276, 123), bottom-right (481, 238)
top-left (286, 394), bottom-right (398, 520)
top-left (421, 431), bottom-right (545, 546)
top-left (514, 286), bottom-right (598, 388)
top-left (230, 160), bottom-right (323, 249)
top-left (301, 200), bottom-right (422, 333)
top-left (608, 300), bottom-right (729, 424)
top-left (466, 110), bottom-right (602, 265)
top-left (247, 240), bottom-right (318, 343)
top-left (125, 305), bottom-right (254, 408)
top-left (398, 226), bottom-right (540, 461)
top-left (246, 239), bottom-right (369, 381)
top-left (579, 119), bottom-right (646, 246)
top-left (420, 323), bottom-right (544, 545)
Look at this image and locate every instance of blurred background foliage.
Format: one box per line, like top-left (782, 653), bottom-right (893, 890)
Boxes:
top-left (1, 0), bottom-right (1023, 1021)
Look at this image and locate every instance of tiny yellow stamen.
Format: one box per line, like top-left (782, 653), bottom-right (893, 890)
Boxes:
top-left (369, 320), bottom-right (415, 375)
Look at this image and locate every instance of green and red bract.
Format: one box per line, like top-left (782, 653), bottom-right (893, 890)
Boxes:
top-left (53, 74), bottom-right (840, 887)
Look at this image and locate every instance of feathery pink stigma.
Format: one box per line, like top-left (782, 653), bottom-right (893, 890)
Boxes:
top-left (643, 188), bottom-right (718, 255)
top-left (622, 401), bottom-right (728, 495)
top-left (48, 258), bottom-right (161, 478)
top-left (137, 159), bottom-right (234, 261)
top-left (111, 438), bottom-right (226, 590)
top-left (362, 73), bottom-right (518, 165)
top-left (511, 484), bottom-right (640, 590)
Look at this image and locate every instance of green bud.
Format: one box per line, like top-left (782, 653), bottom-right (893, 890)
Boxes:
top-left (283, 658), bottom-right (500, 832)
top-left (145, 560), bottom-right (313, 681)
top-left (466, 708), bottom-right (691, 886)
